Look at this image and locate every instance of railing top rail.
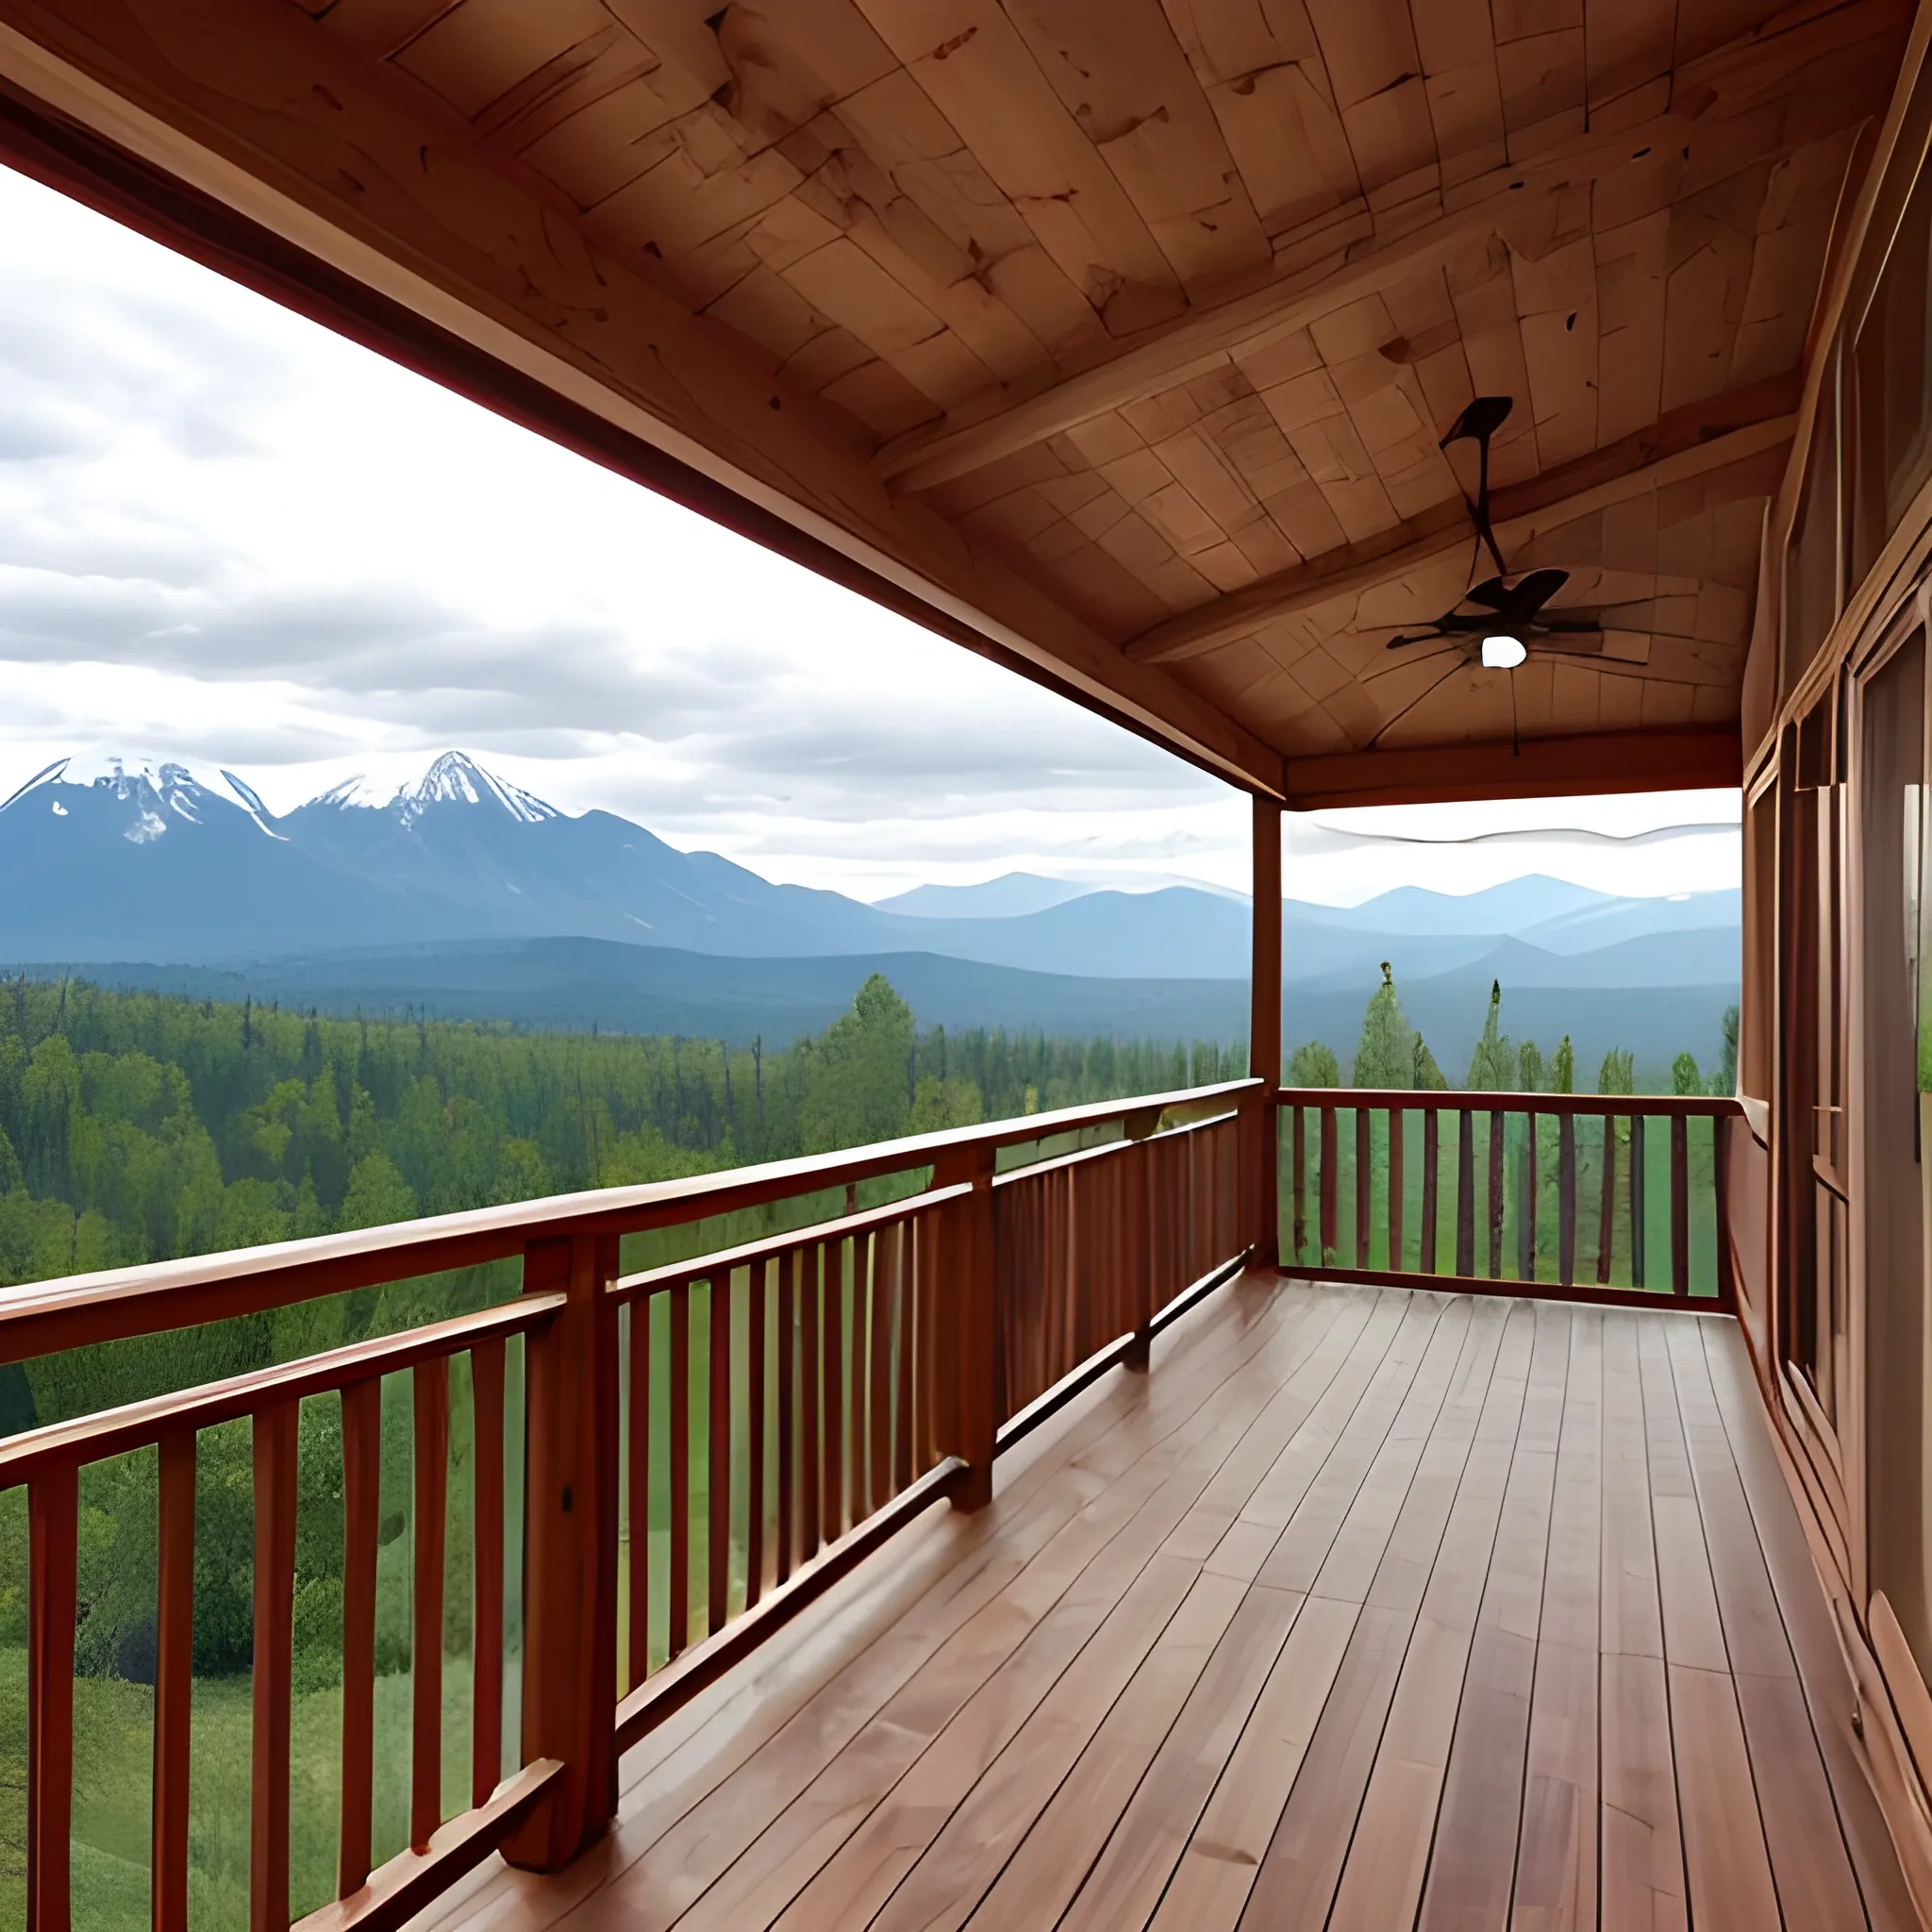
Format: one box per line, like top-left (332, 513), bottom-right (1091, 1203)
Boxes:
top-left (991, 1105), bottom-right (1239, 1189)
top-left (1275, 1086), bottom-right (1743, 1118)
top-left (0, 1076), bottom-right (1261, 1364)
top-left (612, 1182), bottom-right (973, 1303)
top-left (0, 1291), bottom-right (565, 1487)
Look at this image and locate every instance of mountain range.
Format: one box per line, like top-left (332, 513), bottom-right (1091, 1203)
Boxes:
top-left (0, 751), bottom-right (1740, 1066)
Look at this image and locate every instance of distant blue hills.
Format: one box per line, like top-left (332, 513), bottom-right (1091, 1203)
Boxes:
top-left (0, 751), bottom-right (1740, 1071)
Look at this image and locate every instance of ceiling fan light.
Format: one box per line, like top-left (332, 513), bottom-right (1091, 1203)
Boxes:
top-left (1481, 633), bottom-right (1527, 669)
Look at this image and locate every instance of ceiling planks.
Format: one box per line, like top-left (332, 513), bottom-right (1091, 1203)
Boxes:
top-left (0, 0), bottom-right (1907, 803)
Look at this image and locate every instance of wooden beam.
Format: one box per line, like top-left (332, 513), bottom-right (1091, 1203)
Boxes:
top-left (873, 0), bottom-right (1901, 497)
top-left (1280, 725), bottom-right (1742, 810)
top-left (1124, 377), bottom-right (1803, 665)
top-left (0, 12), bottom-right (1286, 796)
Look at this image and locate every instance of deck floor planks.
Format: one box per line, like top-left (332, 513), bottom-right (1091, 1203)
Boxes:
top-left (658, 1292), bottom-right (1392, 1930)
top-left (1596, 1312), bottom-right (1688, 1932)
top-left (425, 1281), bottom-right (1911, 1932)
top-left (1412, 1303), bottom-right (1574, 1930)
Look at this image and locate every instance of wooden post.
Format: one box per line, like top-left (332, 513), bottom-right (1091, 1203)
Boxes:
top-left (154, 1429), bottom-right (194, 1932)
top-left (1249, 795), bottom-right (1282, 1264)
top-left (935, 1144), bottom-right (998, 1510)
top-left (1421, 1111), bottom-right (1440, 1274)
top-left (1714, 1113), bottom-right (1738, 1310)
top-left (505, 1231), bottom-right (621, 1873)
top-left (1456, 1110), bottom-right (1475, 1277)
top-left (1124, 1110), bottom-right (1159, 1369)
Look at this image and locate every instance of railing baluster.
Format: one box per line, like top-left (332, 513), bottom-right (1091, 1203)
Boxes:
top-left (28, 1464), bottom-right (76, 1932)
top-left (776, 1250), bottom-right (796, 1585)
top-left (626, 1294), bottom-right (651, 1686)
top-left (1355, 1107), bottom-right (1372, 1266)
top-left (1319, 1107), bottom-right (1338, 1259)
top-left (801, 1243), bottom-right (822, 1560)
top-left (669, 1279), bottom-right (691, 1659)
top-left (824, 1239), bottom-right (846, 1541)
top-left (1421, 1111), bottom-right (1439, 1274)
top-left (1714, 1113), bottom-right (1737, 1309)
top-left (1387, 1107), bottom-right (1404, 1273)
top-left (893, 1221), bottom-right (915, 1491)
top-left (1558, 1114), bottom-right (1577, 1288)
top-left (154, 1428), bottom-right (193, 1932)
top-left (472, 1337), bottom-right (506, 1808)
top-left (339, 1377), bottom-right (379, 1896)
top-left (1487, 1110), bottom-right (1505, 1278)
top-left (746, 1261), bottom-right (767, 1609)
top-left (412, 1355), bottom-right (450, 1852)
top-left (1455, 1108), bottom-right (1475, 1276)
top-left (1597, 1115), bottom-right (1617, 1285)
top-left (1631, 1114), bottom-right (1647, 1289)
top-left (1291, 1105), bottom-right (1307, 1263)
top-left (1522, 1112), bottom-right (1539, 1281)
top-left (868, 1231), bottom-right (892, 1511)
top-left (1671, 1113), bottom-right (1690, 1295)
top-left (708, 1270), bottom-right (731, 1640)
top-left (252, 1401), bottom-right (298, 1930)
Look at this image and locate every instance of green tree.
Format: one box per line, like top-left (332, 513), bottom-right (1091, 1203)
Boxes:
top-left (1517, 1041), bottom-right (1545, 1091)
top-left (800, 974), bottom-right (914, 1153)
top-left (909, 1076), bottom-right (984, 1134)
top-left (337, 1152), bottom-right (417, 1230)
top-left (1466, 981), bottom-right (1515, 1090)
top-left (1597, 1048), bottom-right (1634, 1096)
top-left (1412, 1034), bottom-right (1449, 1090)
top-left (1551, 1036), bottom-right (1575, 1094)
top-left (1287, 1041), bottom-right (1341, 1087)
top-left (1351, 963), bottom-right (1415, 1088)
top-left (1715, 1005), bottom-right (1740, 1095)
top-left (1673, 1051), bottom-right (1704, 1096)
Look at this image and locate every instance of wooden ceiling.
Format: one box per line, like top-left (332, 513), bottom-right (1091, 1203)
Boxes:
top-left (0, 0), bottom-right (1907, 801)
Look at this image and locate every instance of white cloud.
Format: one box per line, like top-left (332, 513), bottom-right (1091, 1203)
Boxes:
top-left (0, 164), bottom-right (1740, 908)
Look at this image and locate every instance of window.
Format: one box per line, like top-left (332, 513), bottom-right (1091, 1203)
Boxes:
top-left (1856, 147), bottom-right (1932, 576)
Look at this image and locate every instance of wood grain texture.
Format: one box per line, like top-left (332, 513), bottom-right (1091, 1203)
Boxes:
top-left (408, 1283), bottom-right (1905, 1932)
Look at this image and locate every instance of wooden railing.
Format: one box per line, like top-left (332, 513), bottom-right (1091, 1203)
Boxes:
top-left (1276, 1087), bottom-right (1740, 1310)
top-left (0, 1078), bottom-right (1260, 1930)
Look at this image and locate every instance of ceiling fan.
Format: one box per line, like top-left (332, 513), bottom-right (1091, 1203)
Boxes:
top-left (1385, 395), bottom-right (1618, 670)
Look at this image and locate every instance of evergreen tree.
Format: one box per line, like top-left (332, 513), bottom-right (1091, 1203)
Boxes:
top-left (1466, 980), bottom-right (1515, 1090)
top-left (1597, 1048), bottom-right (1635, 1095)
top-left (1715, 1004), bottom-right (1740, 1095)
top-left (1287, 1041), bottom-right (1341, 1087)
top-left (1673, 1051), bottom-right (1704, 1095)
top-left (1351, 963), bottom-right (1415, 1088)
top-left (1412, 1034), bottom-right (1449, 1091)
top-left (1517, 1040), bottom-right (1545, 1091)
top-left (1552, 1036), bottom-right (1575, 1094)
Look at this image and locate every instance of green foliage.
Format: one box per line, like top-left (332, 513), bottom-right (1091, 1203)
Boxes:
top-left (1716, 1004), bottom-right (1740, 1095)
top-left (800, 974), bottom-right (913, 1153)
top-left (1287, 1041), bottom-right (1341, 1087)
top-left (1517, 1041), bottom-right (1545, 1092)
top-left (1598, 1048), bottom-right (1635, 1096)
top-left (1673, 1051), bottom-right (1704, 1096)
top-left (1350, 963), bottom-right (1411, 1088)
top-left (1412, 1035), bottom-right (1449, 1090)
top-left (1552, 1036), bottom-right (1575, 1094)
top-left (1465, 980), bottom-right (1515, 1091)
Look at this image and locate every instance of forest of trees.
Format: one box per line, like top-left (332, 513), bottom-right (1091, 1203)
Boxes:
top-left (1285, 962), bottom-right (1740, 1105)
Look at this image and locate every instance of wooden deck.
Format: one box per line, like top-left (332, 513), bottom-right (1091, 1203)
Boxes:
top-left (421, 1274), bottom-right (1917, 1931)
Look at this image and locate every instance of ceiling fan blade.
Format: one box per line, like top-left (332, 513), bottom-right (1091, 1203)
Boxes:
top-left (1499, 567), bottom-right (1571, 625)
top-left (1462, 575), bottom-right (1513, 610)
top-left (1440, 395), bottom-right (1512, 448)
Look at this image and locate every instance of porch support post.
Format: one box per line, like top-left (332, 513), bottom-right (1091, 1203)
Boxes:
top-left (1248, 794), bottom-right (1283, 1264)
top-left (935, 1144), bottom-right (999, 1510)
top-left (505, 1230), bottom-right (621, 1871)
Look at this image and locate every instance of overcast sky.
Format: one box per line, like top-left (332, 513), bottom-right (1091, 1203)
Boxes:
top-left (0, 164), bottom-right (1740, 906)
